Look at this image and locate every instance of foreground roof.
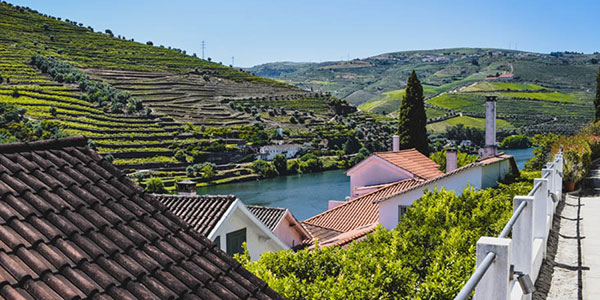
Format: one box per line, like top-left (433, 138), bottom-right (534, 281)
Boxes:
top-left (153, 194), bottom-right (236, 236)
top-left (303, 178), bottom-right (423, 233)
top-left (374, 149), bottom-right (444, 180)
top-left (0, 136), bottom-right (284, 300)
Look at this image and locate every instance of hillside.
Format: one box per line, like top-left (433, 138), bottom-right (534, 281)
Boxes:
top-left (248, 48), bottom-right (598, 135)
top-left (0, 2), bottom-right (388, 189)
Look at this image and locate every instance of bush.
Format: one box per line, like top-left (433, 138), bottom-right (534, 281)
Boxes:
top-left (252, 160), bottom-right (278, 178)
top-left (500, 135), bottom-right (531, 149)
top-left (174, 149), bottom-right (186, 162)
top-left (272, 154), bottom-right (287, 175)
top-left (240, 180), bottom-right (532, 299)
top-left (429, 150), bottom-right (478, 172)
top-left (145, 177), bottom-right (167, 194)
top-left (49, 105), bottom-right (57, 116)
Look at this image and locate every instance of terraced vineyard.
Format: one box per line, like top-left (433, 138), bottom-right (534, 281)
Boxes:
top-left (0, 2), bottom-right (379, 190)
top-left (426, 81), bottom-right (593, 135)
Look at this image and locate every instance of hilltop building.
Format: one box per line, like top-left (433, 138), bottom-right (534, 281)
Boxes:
top-left (0, 135), bottom-right (284, 299)
top-left (256, 144), bottom-right (304, 161)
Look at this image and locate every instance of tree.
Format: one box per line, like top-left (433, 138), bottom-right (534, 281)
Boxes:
top-left (145, 177), bottom-right (167, 194)
top-left (343, 135), bottom-right (361, 154)
top-left (595, 66), bottom-right (600, 122)
top-left (146, 41), bottom-right (153, 46)
top-left (397, 71), bottom-right (428, 154)
top-left (272, 154), bottom-right (287, 175)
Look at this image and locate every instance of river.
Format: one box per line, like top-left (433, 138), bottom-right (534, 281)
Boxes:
top-left (197, 148), bottom-right (535, 220)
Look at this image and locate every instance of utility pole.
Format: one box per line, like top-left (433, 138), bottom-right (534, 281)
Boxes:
top-left (232, 56), bottom-right (234, 66)
top-left (201, 40), bottom-right (205, 60)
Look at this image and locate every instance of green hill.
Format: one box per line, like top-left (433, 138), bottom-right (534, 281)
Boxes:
top-left (0, 2), bottom-right (391, 189)
top-left (248, 48), bottom-right (598, 135)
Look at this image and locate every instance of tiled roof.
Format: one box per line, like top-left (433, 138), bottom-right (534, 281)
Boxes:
top-left (246, 206), bottom-right (287, 231)
top-left (312, 224), bottom-right (378, 249)
top-left (0, 135), bottom-right (284, 300)
top-left (300, 223), bottom-right (342, 242)
top-left (152, 194), bottom-right (236, 236)
top-left (373, 153), bottom-right (517, 204)
top-left (303, 178), bottom-right (424, 233)
top-left (374, 149), bottom-right (444, 180)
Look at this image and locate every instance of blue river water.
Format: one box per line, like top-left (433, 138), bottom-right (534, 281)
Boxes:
top-left (197, 148), bottom-right (535, 220)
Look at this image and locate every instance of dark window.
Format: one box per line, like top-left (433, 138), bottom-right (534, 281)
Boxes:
top-left (398, 205), bottom-right (408, 222)
top-left (213, 235), bottom-right (221, 249)
top-left (226, 228), bottom-right (246, 256)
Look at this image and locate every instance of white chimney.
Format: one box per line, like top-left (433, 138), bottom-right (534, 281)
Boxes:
top-left (392, 135), bottom-right (399, 152)
top-left (446, 147), bottom-right (457, 172)
top-left (481, 95), bottom-right (498, 158)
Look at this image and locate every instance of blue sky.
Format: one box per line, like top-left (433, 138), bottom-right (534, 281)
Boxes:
top-left (10, 0), bottom-right (600, 67)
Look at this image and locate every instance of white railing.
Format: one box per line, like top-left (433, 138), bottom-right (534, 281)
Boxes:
top-left (455, 152), bottom-right (563, 300)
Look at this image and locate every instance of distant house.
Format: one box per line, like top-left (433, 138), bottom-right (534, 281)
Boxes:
top-left (155, 194), bottom-right (288, 260)
top-left (0, 135), bottom-right (284, 299)
top-left (256, 144), bottom-right (304, 160)
top-left (247, 205), bottom-right (312, 249)
top-left (346, 144), bottom-right (444, 198)
top-left (498, 73), bottom-right (515, 81)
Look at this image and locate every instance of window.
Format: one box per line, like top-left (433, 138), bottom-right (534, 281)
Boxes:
top-left (226, 228), bottom-right (247, 256)
top-left (213, 235), bottom-right (221, 249)
top-left (398, 205), bottom-right (408, 222)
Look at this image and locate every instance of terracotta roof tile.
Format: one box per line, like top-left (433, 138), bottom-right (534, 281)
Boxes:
top-left (303, 178), bottom-right (424, 233)
top-left (246, 206), bottom-right (287, 231)
top-left (374, 149), bottom-right (444, 180)
top-left (311, 223), bottom-right (378, 249)
top-left (0, 135), bottom-right (284, 300)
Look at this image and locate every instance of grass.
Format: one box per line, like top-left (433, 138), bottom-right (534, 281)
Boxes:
top-left (427, 116), bottom-right (513, 133)
top-left (460, 82), bottom-right (547, 92)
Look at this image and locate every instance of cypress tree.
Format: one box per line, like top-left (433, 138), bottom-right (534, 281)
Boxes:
top-left (595, 67), bottom-right (600, 122)
top-left (397, 70), bottom-right (428, 154)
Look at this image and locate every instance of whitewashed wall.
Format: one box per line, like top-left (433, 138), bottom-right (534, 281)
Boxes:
top-left (211, 206), bottom-right (287, 261)
top-left (349, 158), bottom-right (413, 198)
top-left (379, 166), bottom-right (482, 229)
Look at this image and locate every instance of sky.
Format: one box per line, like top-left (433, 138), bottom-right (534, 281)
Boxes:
top-left (9, 0), bottom-right (600, 67)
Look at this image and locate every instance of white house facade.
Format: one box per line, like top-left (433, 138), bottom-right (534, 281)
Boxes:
top-left (257, 144), bottom-right (304, 160)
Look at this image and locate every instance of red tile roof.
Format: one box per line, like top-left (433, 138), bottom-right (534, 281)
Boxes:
top-left (374, 149), bottom-right (444, 180)
top-left (0, 135), bottom-right (284, 300)
top-left (303, 178), bottom-right (424, 233)
top-left (311, 224), bottom-right (378, 249)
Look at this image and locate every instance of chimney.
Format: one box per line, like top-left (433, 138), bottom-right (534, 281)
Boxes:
top-left (176, 180), bottom-right (197, 195)
top-left (392, 135), bottom-right (399, 152)
top-left (481, 95), bottom-right (498, 158)
top-left (446, 147), bottom-right (457, 173)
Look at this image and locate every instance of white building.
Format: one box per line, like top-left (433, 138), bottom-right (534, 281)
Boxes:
top-left (154, 194), bottom-right (289, 261)
top-left (257, 144), bottom-right (304, 161)
top-left (247, 205), bottom-right (312, 249)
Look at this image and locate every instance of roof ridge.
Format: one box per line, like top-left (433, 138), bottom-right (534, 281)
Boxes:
top-left (0, 134), bottom-right (88, 153)
top-left (373, 148), bottom-right (417, 155)
top-left (153, 193), bottom-right (237, 199)
top-left (247, 204), bottom-right (288, 211)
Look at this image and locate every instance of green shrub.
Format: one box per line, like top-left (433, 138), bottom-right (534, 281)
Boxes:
top-left (272, 154), bottom-right (287, 175)
top-left (252, 160), bottom-right (278, 178)
top-left (240, 180), bottom-right (532, 299)
top-left (429, 149), bottom-right (478, 172)
top-left (145, 177), bottom-right (167, 194)
top-left (500, 135), bottom-right (531, 149)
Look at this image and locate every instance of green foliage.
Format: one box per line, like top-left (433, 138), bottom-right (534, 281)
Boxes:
top-left (524, 133), bottom-right (560, 171)
top-left (174, 149), bottom-right (186, 162)
top-left (349, 147), bottom-right (371, 166)
top-left (145, 177), bottom-right (167, 193)
top-left (397, 70), bottom-right (428, 154)
top-left (272, 154), bottom-right (287, 175)
top-left (186, 162), bottom-right (217, 178)
top-left (429, 150), bottom-right (478, 172)
top-left (500, 135), bottom-right (531, 149)
top-left (445, 124), bottom-right (485, 146)
top-left (241, 181), bottom-right (532, 299)
top-left (30, 55), bottom-right (146, 114)
top-left (343, 135), bottom-right (361, 154)
top-left (252, 160), bottom-right (278, 178)
top-left (298, 153), bottom-right (323, 173)
top-left (0, 103), bottom-right (63, 143)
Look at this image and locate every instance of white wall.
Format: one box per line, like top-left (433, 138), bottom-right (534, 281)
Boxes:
top-left (211, 207), bottom-right (286, 261)
top-left (379, 166), bottom-right (483, 230)
top-left (349, 158), bottom-right (413, 198)
top-left (481, 160), bottom-right (510, 188)
top-left (273, 212), bottom-right (305, 249)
